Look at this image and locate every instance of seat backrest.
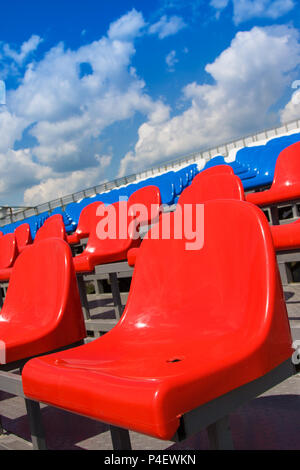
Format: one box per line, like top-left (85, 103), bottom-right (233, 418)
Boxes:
top-left (118, 199), bottom-right (292, 372)
top-left (177, 168), bottom-right (189, 187)
top-left (15, 223), bottom-right (32, 252)
top-left (155, 175), bottom-right (175, 205)
top-left (235, 145), bottom-right (265, 170)
top-left (173, 174), bottom-right (183, 195)
top-left (65, 201), bottom-right (83, 226)
top-left (34, 214), bottom-right (67, 243)
top-left (178, 172), bottom-right (245, 206)
top-left (204, 155), bottom-right (226, 169)
top-left (271, 141), bottom-right (300, 190)
top-left (75, 201), bottom-right (104, 239)
top-left (128, 186), bottom-right (162, 227)
top-left (0, 233), bottom-right (18, 269)
top-left (267, 133), bottom-right (300, 148)
top-left (85, 201), bottom-right (140, 257)
top-left (195, 165), bottom-right (234, 182)
top-left (1, 238), bottom-right (86, 345)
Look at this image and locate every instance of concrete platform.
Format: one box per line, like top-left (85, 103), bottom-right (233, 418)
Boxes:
top-left (0, 284), bottom-right (299, 450)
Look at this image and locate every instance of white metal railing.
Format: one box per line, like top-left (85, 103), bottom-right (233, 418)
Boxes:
top-left (1, 117), bottom-right (300, 226)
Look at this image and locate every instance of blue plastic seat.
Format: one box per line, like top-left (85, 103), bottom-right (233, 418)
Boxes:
top-left (50, 208), bottom-right (75, 233)
top-left (201, 155), bottom-right (257, 181)
top-left (242, 144), bottom-right (292, 191)
top-left (153, 174), bottom-right (175, 205)
top-left (177, 168), bottom-right (189, 187)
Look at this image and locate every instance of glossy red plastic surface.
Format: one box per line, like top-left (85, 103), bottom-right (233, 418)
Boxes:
top-left (128, 186), bottom-right (162, 226)
top-left (178, 172), bottom-right (245, 206)
top-left (246, 142), bottom-right (300, 206)
top-left (0, 238), bottom-right (86, 365)
top-left (0, 233), bottom-right (18, 269)
top-left (127, 172), bottom-right (242, 266)
top-left (22, 200), bottom-right (292, 440)
top-left (0, 268), bottom-right (12, 281)
top-left (34, 214), bottom-right (67, 243)
top-left (270, 219), bottom-right (300, 251)
top-left (15, 223), bottom-right (32, 252)
top-left (73, 187), bottom-right (162, 273)
top-left (67, 202), bottom-right (104, 245)
top-left (192, 165), bottom-right (234, 186)
top-left (0, 226), bottom-right (25, 281)
top-left (73, 201), bottom-right (140, 272)
top-left (127, 247), bottom-right (139, 267)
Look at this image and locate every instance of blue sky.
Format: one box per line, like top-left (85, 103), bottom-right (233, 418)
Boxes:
top-left (0, 0), bottom-right (300, 205)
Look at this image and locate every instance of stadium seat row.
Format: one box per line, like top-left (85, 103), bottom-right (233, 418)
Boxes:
top-left (0, 164), bottom-right (197, 237)
top-left (201, 131), bottom-right (300, 190)
top-left (2, 141), bottom-right (300, 285)
top-left (0, 163), bottom-right (298, 450)
top-left (1, 130), bottom-right (300, 238)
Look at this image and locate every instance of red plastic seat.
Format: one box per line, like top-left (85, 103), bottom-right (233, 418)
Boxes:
top-left (180, 166), bottom-right (300, 253)
top-left (0, 233), bottom-right (18, 270)
top-left (270, 219), bottom-right (300, 251)
top-left (130, 172), bottom-right (245, 266)
top-left (73, 201), bottom-right (140, 272)
top-left (0, 225), bottom-right (32, 282)
top-left (73, 187), bottom-right (161, 273)
top-left (0, 217), bottom-right (66, 281)
top-left (180, 169), bottom-right (300, 254)
top-left (67, 202), bottom-right (104, 245)
top-left (127, 247), bottom-right (139, 267)
top-left (34, 214), bottom-right (67, 243)
top-left (22, 199), bottom-right (292, 440)
top-left (246, 142), bottom-right (300, 206)
top-left (192, 164), bottom-right (234, 185)
top-left (128, 185), bottom-right (162, 226)
top-left (0, 238), bottom-right (86, 365)
top-left (15, 223), bottom-right (32, 252)
top-left (0, 268), bottom-right (13, 281)
top-left (178, 172), bottom-right (245, 206)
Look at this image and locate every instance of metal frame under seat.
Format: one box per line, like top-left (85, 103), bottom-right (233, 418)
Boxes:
top-left (0, 357), bottom-right (296, 450)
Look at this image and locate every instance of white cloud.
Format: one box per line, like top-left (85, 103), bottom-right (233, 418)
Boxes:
top-left (149, 15), bottom-right (186, 39)
top-left (3, 35), bottom-right (43, 65)
top-left (24, 154), bottom-right (111, 206)
top-left (108, 9), bottom-right (146, 40)
top-left (211, 0), bottom-right (295, 24)
top-left (0, 9), bottom-right (164, 205)
top-left (166, 50), bottom-right (178, 71)
top-left (1, 8), bottom-right (300, 207)
top-left (0, 148), bottom-right (49, 197)
top-left (0, 109), bottom-right (28, 152)
top-left (280, 85), bottom-right (300, 122)
top-left (119, 25), bottom-right (300, 175)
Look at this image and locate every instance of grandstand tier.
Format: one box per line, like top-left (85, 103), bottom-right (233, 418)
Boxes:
top-left (1, 125), bottom-right (300, 450)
